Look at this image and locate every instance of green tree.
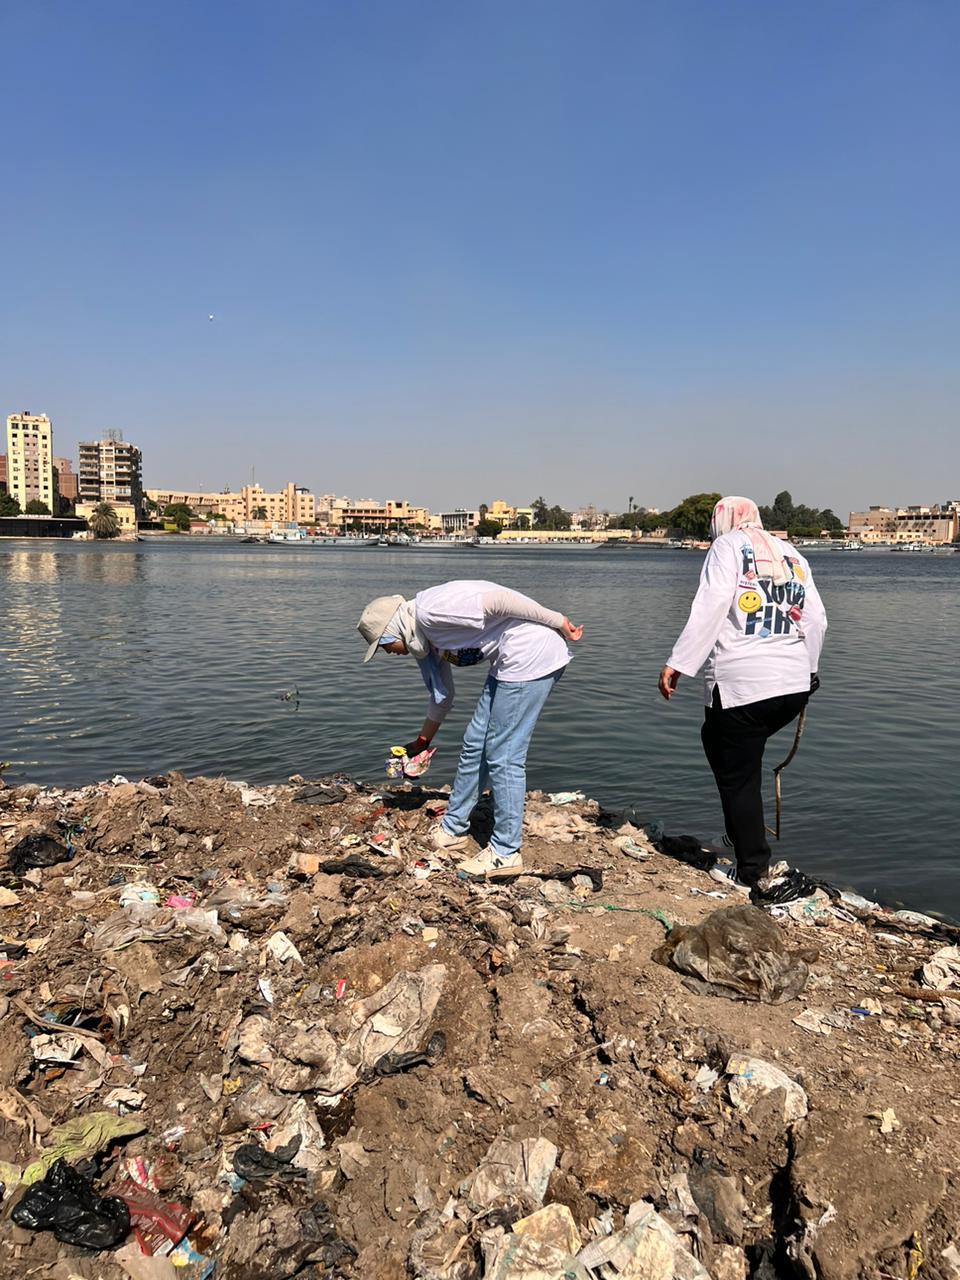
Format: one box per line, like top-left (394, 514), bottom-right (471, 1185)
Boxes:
top-left (758, 492), bottom-right (844, 536)
top-left (89, 502), bottom-right (121, 539)
top-left (24, 499), bottom-right (51, 515)
top-left (668, 493), bottom-right (722, 539)
top-left (475, 518), bottom-right (502, 539)
top-left (252, 505), bottom-right (269, 521)
top-left (0, 493), bottom-right (22, 517)
top-left (163, 502), bottom-right (194, 531)
top-left (530, 497), bottom-right (572, 531)
top-left (512, 514), bottom-right (530, 530)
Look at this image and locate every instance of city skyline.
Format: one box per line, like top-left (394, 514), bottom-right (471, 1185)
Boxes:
top-left (3, 408), bottom-right (957, 522)
top-left (1, 3), bottom-right (958, 515)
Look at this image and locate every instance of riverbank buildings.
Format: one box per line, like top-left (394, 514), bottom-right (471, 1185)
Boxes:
top-left (848, 503), bottom-right (960, 545)
top-left (78, 431), bottom-right (144, 518)
top-left (5, 412), bottom-right (56, 511)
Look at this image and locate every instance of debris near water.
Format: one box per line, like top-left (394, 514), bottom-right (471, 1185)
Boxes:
top-left (0, 770), bottom-right (958, 1278)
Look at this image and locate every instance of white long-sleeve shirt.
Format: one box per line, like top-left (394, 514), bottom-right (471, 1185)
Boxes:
top-left (414, 580), bottom-right (572, 723)
top-left (667, 532), bottom-right (827, 708)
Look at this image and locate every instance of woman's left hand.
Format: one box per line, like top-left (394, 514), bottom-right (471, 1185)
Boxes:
top-left (561, 618), bottom-right (584, 643)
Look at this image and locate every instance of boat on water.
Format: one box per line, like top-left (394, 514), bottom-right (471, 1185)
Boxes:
top-left (893, 541), bottom-right (956, 554)
top-left (840, 540), bottom-right (864, 552)
top-left (465, 538), bottom-right (604, 549)
top-left (367, 533), bottom-right (413, 548)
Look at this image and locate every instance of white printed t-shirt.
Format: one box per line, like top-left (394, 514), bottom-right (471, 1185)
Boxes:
top-left (413, 580), bottom-right (572, 722)
top-left (667, 532), bottom-right (827, 708)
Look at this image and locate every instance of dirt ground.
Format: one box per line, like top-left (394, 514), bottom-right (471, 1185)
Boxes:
top-left (0, 770), bottom-right (959, 1280)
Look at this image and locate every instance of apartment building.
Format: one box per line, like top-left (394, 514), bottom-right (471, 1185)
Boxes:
top-left (79, 431), bottom-right (144, 516)
top-left (848, 503), bottom-right (960, 544)
top-left (53, 457), bottom-right (78, 509)
top-left (5, 412), bottom-right (55, 510)
top-left (145, 482), bottom-right (315, 525)
top-left (241, 483), bottom-right (315, 524)
top-left (484, 500), bottom-right (534, 529)
top-left (321, 497), bottom-right (429, 532)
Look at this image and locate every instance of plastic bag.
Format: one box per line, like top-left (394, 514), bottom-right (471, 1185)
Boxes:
top-left (657, 833), bottom-right (716, 872)
top-left (653, 904), bottom-right (811, 1004)
top-left (8, 833), bottom-right (73, 874)
top-left (108, 1180), bottom-right (195, 1255)
top-left (12, 1158), bottom-right (130, 1249)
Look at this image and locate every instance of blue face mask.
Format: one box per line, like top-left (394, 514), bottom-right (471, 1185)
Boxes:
top-left (379, 634), bottom-right (400, 647)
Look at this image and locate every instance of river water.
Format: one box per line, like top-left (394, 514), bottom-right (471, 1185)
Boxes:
top-left (1, 539), bottom-right (957, 917)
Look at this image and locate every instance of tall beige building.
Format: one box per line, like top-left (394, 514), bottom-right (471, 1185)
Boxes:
top-left (5, 412), bottom-right (55, 510)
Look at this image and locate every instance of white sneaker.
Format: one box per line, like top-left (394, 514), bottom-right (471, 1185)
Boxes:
top-left (427, 822), bottom-right (467, 852)
top-left (708, 866), bottom-right (751, 895)
top-left (458, 850), bottom-right (523, 876)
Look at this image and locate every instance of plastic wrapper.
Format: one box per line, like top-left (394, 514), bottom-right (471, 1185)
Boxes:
top-left (385, 745), bottom-right (436, 780)
top-left (653, 904), bottom-right (811, 1004)
top-left (108, 1179), bottom-right (195, 1255)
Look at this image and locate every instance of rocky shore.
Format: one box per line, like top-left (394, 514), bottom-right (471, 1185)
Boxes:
top-left (0, 770), bottom-right (958, 1280)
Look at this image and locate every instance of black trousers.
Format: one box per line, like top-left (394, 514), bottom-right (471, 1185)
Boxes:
top-left (700, 686), bottom-right (809, 885)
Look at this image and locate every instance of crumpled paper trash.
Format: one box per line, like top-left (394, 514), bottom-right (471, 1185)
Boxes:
top-left (482, 1203), bottom-right (590, 1280)
top-left (577, 1200), bottom-right (710, 1279)
top-left (459, 1135), bottom-right (558, 1213)
top-left (523, 807), bottom-right (593, 844)
top-left (238, 964), bottom-right (446, 1097)
top-left (91, 902), bottom-right (226, 952)
top-left (726, 1053), bottom-right (808, 1124)
top-left (922, 945), bottom-right (960, 992)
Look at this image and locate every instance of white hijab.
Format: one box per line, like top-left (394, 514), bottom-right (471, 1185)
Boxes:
top-left (710, 496), bottom-right (792, 587)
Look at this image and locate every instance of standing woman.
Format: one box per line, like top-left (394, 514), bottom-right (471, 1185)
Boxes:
top-left (659, 497), bottom-right (827, 891)
top-left (358, 580), bottom-right (583, 874)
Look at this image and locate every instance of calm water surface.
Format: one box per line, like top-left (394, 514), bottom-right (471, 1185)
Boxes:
top-left (1, 540), bottom-right (958, 917)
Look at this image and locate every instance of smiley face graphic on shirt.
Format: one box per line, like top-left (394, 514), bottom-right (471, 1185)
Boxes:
top-left (738, 590), bottom-right (763, 613)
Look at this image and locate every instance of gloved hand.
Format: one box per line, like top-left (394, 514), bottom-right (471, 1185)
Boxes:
top-left (403, 736), bottom-right (430, 757)
top-left (810, 672), bottom-right (821, 695)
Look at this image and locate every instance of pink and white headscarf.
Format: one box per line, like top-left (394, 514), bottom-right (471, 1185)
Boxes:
top-left (710, 496), bottom-right (792, 586)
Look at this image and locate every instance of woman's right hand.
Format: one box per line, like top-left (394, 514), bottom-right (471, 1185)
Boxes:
top-left (561, 618), bottom-right (584, 643)
top-left (658, 665), bottom-right (680, 700)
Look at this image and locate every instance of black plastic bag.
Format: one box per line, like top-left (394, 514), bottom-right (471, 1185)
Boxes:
top-left (373, 1030), bottom-right (446, 1077)
top-left (658, 833), bottom-right (716, 872)
top-left (233, 1135), bottom-right (305, 1182)
top-left (11, 1159), bottom-right (130, 1249)
top-left (8, 833), bottom-right (73, 875)
top-left (317, 855), bottom-right (388, 879)
top-left (653, 904), bottom-right (811, 1004)
top-left (292, 784), bottom-right (347, 806)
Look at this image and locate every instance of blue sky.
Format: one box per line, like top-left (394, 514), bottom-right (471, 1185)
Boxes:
top-left (2, 1), bottom-right (957, 515)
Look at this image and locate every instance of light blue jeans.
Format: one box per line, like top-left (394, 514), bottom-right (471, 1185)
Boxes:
top-left (442, 669), bottom-right (563, 857)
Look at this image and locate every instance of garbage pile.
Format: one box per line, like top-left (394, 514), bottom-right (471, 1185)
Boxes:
top-left (1, 770), bottom-right (959, 1280)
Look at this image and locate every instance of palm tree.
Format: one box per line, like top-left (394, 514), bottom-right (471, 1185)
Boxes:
top-left (252, 506), bottom-right (268, 520)
top-left (89, 502), bottom-right (121, 539)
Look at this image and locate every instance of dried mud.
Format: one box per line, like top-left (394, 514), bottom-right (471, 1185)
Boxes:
top-left (0, 771), bottom-right (958, 1280)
